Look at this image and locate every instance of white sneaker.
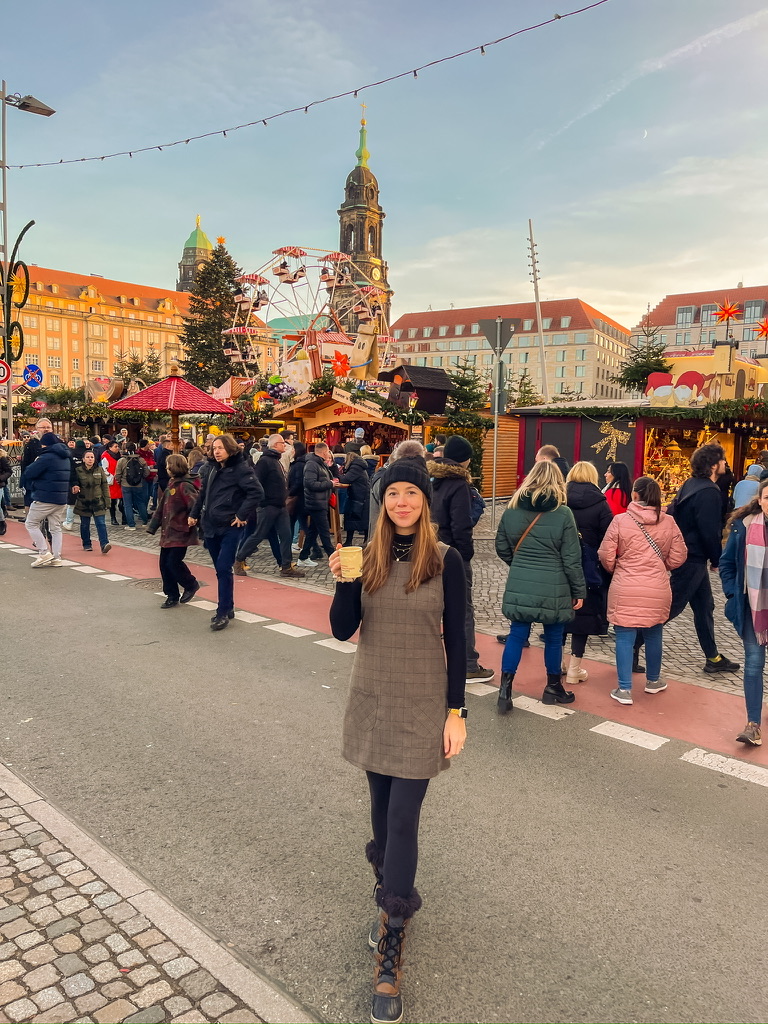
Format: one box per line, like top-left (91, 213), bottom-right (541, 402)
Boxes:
top-left (62, 522), bottom-right (74, 531)
top-left (291, 544), bottom-right (300, 554)
top-left (297, 558), bottom-right (317, 568)
top-left (48, 558), bottom-right (63, 567)
top-left (124, 526), bottom-right (136, 532)
top-left (31, 552), bottom-right (54, 567)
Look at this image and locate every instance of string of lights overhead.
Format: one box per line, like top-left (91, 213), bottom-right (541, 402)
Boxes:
top-left (8, 0), bottom-right (610, 171)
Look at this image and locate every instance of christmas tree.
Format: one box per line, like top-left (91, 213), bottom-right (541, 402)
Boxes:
top-left (445, 358), bottom-right (488, 411)
top-left (114, 350), bottom-right (146, 385)
top-left (180, 241), bottom-right (242, 389)
top-left (144, 344), bottom-right (163, 385)
top-left (507, 370), bottom-right (544, 408)
top-left (611, 305), bottom-right (671, 392)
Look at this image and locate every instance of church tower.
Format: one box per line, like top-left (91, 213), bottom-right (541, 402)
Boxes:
top-left (176, 216), bottom-right (213, 292)
top-left (334, 112), bottom-right (393, 330)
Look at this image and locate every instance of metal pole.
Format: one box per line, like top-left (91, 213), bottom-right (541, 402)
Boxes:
top-left (491, 316), bottom-right (501, 530)
top-left (1, 80), bottom-right (12, 441)
top-left (528, 219), bottom-right (549, 402)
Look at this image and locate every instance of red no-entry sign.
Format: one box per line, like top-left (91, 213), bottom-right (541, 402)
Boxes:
top-left (0, 360), bottom-right (11, 386)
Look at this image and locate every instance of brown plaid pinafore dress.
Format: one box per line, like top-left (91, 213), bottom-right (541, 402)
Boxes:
top-left (342, 545), bottom-right (450, 780)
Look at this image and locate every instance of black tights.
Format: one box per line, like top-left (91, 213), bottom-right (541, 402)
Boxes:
top-left (367, 772), bottom-right (429, 898)
top-left (345, 529), bottom-right (368, 546)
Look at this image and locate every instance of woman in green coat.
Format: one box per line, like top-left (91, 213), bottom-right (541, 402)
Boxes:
top-left (495, 461), bottom-right (585, 712)
top-left (74, 450), bottom-right (112, 553)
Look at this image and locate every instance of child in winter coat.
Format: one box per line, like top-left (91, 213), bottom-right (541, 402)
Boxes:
top-left (598, 476), bottom-right (687, 705)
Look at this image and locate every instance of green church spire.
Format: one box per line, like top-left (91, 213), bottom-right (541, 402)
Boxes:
top-left (355, 105), bottom-right (370, 168)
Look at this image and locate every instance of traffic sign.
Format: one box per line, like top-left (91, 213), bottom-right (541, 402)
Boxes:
top-left (0, 360), bottom-right (10, 386)
top-left (23, 364), bottom-right (43, 388)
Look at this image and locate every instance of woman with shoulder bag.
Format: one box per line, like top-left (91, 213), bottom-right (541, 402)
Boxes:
top-left (495, 461), bottom-right (586, 713)
top-left (147, 454), bottom-right (201, 608)
top-left (598, 476), bottom-right (687, 704)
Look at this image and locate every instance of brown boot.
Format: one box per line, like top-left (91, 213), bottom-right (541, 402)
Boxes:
top-left (280, 564), bottom-right (305, 578)
top-left (233, 560), bottom-right (249, 576)
top-left (371, 889), bottom-right (421, 1024)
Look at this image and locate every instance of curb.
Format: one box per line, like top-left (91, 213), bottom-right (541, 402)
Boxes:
top-left (0, 762), bottom-right (319, 1024)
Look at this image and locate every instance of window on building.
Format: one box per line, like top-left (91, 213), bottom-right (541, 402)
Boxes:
top-left (22, 315), bottom-right (37, 328)
top-left (454, 325), bottom-right (464, 335)
top-left (416, 357), bottom-right (427, 367)
top-left (432, 356), bottom-right (443, 367)
top-left (393, 329), bottom-right (402, 339)
top-left (555, 367), bottom-right (566, 378)
top-left (552, 333), bottom-right (569, 345)
top-left (517, 336), bottom-right (529, 347)
top-left (51, 285), bottom-right (59, 294)
top-left (574, 332), bottom-right (588, 345)
top-left (676, 306), bottom-right (695, 326)
top-left (449, 340), bottom-right (463, 350)
top-left (407, 328), bottom-right (417, 339)
top-left (72, 359), bottom-right (80, 370)
top-left (91, 360), bottom-right (105, 372)
top-left (683, 332), bottom-right (691, 345)
top-left (560, 316), bottom-right (571, 328)
top-left (111, 328), bottom-right (119, 339)
top-left (25, 335), bottom-right (38, 347)
top-left (675, 333), bottom-right (683, 345)
top-left (92, 342), bottom-right (105, 355)
top-left (542, 317), bottom-right (552, 329)
top-left (704, 330), bottom-right (717, 343)
top-left (523, 319), bottom-right (533, 331)
top-left (128, 330), bottom-right (141, 342)
top-left (71, 376), bottom-right (81, 388)
top-left (575, 365), bottom-right (586, 377)
top-left (423, 327), bottom-right (432, 338)
top-left (46, 356), bottom-right (61, 368)
top-left (438, 326), bottom-right (448, 337)
top-left (48, 338), bottom-right (61, 350)
top-left (50, 374), bottom-right (60, 385)
top-left (556, 351), bottom-right (567, 362)
top-left (470, 323), bottom-right (479, 335)
top-left (700, 304), bottom-right (717, 326)
top-left (483, 354), bottom-right (493, 365)
top-left (519, 352), bottom-right (529, 364)
top-left (46, 318), bottom-right (60, 331)
top-left (744, 300), bottom-right (763, 322)
top-left (575, 349), bottom-right (586, 361)
top-left (744, 327), bottom-right (758, 342)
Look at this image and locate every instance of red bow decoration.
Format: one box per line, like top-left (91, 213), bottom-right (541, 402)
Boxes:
top-left (715, 300), bottom-right (741, 324)
top-left (331, 350), bottom-right (351, 376)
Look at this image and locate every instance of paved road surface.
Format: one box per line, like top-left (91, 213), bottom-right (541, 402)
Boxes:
top-left (1, 534), bottom-right (767, 1023)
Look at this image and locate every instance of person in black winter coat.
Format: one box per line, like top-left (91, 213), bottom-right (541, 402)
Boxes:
top-left (235, 435), bottom-right (304, 578)
top-left (428, 434), bottom-right (494, 684)
top-left (563, 463), bottom-right (613, 685)
top-left (667, 442), bottom-right (739, 673)
top-left (189, 435), bottom-right (263, 631)
top-left (298, 442), bottom-right (336, 564)
top-left (341, 444), bottom-right (371, 545)
top-left (287, 443), bottom-right (307, 532)
top-left (21, 432), bottom-right (72, 566)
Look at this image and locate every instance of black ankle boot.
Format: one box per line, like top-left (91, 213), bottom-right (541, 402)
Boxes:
top-left (497, 672), bottom-right (514, 715)
top-left (542, 672), bottom-right (575, 705)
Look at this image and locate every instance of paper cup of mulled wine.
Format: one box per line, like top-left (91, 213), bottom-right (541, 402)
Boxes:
top-left (338, 546), bottom-right (363, 580)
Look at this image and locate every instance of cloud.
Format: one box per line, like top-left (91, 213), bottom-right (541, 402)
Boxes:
top-left (536, 8), bottom-right (768, 149)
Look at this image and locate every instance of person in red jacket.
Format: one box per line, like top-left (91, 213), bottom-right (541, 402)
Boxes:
top-left (100, 439), bottom-right (123, 525)
top-left (602, 461), bottom-right (632, 516)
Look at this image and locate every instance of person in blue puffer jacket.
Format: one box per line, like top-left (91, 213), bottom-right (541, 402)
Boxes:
top-left (21, 432), bottom-right (73, 567)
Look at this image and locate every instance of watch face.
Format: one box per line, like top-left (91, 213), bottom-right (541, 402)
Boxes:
top-left (371, 267), bottom-right (381, 281)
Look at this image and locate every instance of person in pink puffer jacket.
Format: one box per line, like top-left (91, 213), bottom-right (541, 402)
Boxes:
top-left (598, 476), bottom-right (687, 705)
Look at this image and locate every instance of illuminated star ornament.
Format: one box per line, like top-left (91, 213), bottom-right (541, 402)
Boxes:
top-left (756, 318), bottom-right (768, 341)
top-left (715, 300), bottom-right (741, 324)
top-left (590, 421), bottom-right (631, 462)
top-left (217, 236), bottom-right (226, 245)
top-left (331, 350), bottom-right (351, 377)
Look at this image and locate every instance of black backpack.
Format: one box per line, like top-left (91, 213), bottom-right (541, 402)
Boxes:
top-left (125, 457), bottom-right (144, 487)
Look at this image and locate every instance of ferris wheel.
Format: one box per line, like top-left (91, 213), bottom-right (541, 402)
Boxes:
top-left (221, 246), bottom-right (392, 376)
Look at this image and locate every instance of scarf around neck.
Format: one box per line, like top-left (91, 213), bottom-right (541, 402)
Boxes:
top-left (745, 514), bottom-right (768, 644)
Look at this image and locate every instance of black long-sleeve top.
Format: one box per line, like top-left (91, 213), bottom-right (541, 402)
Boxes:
top-left (329, 536), bottom-right (467, 708)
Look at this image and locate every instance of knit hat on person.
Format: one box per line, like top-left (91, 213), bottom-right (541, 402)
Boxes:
top-left (40, 432), bottom-right (60, 447)
top-left (746, 463), bottom-right (763, 478)
top-left (379, 457), bottom-right (432, 505)
top-left (74, 439), bottom-right (87, 454)
top-left (443, 435), bottom-right (473, 463)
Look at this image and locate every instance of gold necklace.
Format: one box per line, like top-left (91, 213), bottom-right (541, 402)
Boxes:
top-left (392, 539), bottom-right (412, 561)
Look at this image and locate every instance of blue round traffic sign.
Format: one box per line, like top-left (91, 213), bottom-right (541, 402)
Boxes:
top-left (23, 364), bottom-right (43, 388)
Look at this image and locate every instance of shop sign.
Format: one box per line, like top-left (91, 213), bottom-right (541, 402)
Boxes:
top-left (331, 387), bottom-right (382, 416)
top-left (272, 391), bottom-right (315, 415)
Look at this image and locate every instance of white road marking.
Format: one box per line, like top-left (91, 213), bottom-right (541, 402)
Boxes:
top-left (96, 573), bottom-right (133, 582)
top-left (234, 611), bottom-right (270, 623)
top-left (466, 682), bottom-right (497, 697)
top-left (314, 638), bottom-right (357, 654)
top-left (512, 695), bottom-right (576, 720)
top-left (9, 548), bottom-right (33, 553)
top-left (680, 747), bottom-right (768, 788)
top-left (57, 560), bottom-right (81, 567)
top-left (189, 599), bottom-right (218, 612)
top-left (70, 565), bottom-right (105, 574)
top-left (590, 721), bottom-right (670, 750)
top-left (264, 622), bottom-right (315, 638)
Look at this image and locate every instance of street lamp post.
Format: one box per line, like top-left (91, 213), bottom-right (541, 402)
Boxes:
top-left (0, 81), bottom-right (55, 441)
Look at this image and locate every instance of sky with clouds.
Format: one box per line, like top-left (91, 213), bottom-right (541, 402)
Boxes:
top-left (4, 0), bottom-right (768, 330)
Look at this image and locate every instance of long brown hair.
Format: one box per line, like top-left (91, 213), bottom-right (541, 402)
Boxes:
top-left (728, 477), bottom-right (768, 525)
top-left (362, 494), bottom-right (443, 595)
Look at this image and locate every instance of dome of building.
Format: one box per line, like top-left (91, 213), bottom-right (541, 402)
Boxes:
top-left (183, 216), bottom-right (213, 252)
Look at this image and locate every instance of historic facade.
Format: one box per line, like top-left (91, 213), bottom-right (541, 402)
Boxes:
top-left (333, 115), bottom-right (393, 330)
top-left (176, 216), bottom-right (213, 292)
top-left (637, 285), bottom-right (768, 357)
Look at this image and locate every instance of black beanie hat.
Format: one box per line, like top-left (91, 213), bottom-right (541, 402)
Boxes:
top-left (443, 434), bottom-right (473, 463)
top-left (379, 456), bottom-right (432, 505)
top-left (40, 432), bottom-right (60, 447)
